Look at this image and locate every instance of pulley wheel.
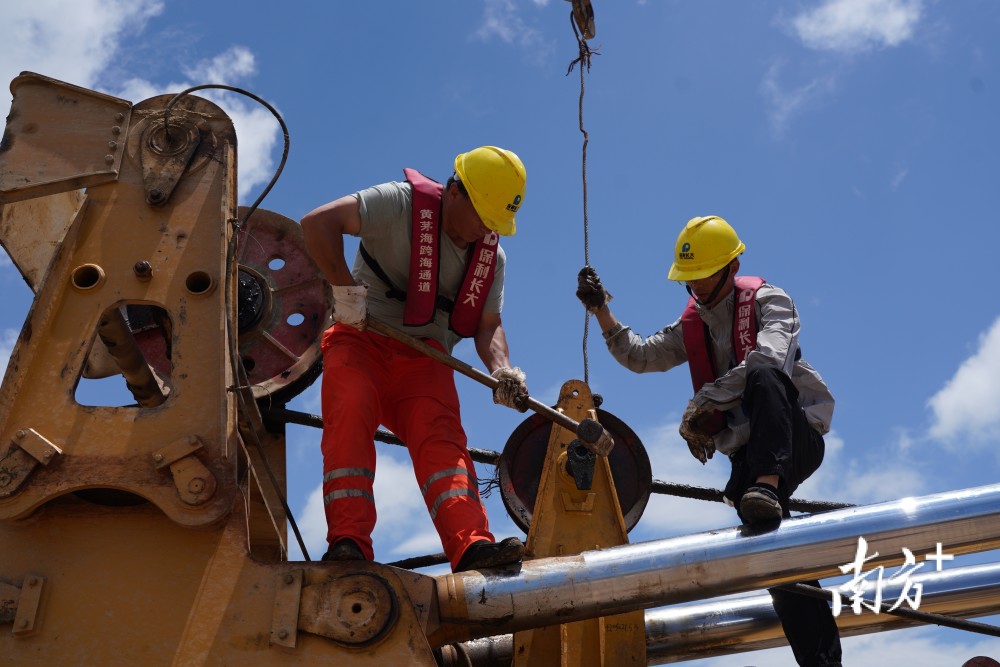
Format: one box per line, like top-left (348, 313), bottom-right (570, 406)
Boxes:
top-left (498, 408), bottom-right (652, 533)
top-left (235, 206), bottom-right (332, 401)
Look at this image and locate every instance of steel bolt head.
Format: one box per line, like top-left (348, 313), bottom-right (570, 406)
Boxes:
top-left (277, 629), bottom-right (288, 640)
top-left (152, 453), bottom-right (164, 463)
top-left (284, 573), bottom-right (294, 585)
top-left (133, 261), bottom-right (153, 280)
top-left (15, 430), bottom-right (25, 440)
top-left (188, 478), bottom-right (205, 494)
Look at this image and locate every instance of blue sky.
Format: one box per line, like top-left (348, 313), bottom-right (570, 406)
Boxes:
top-left (2, 0), bottom-right (999, 663)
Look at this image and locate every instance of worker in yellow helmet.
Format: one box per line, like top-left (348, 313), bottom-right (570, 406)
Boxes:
top-left (301, 146), bottom-right (527, 572)
top-left (576, 215), bottom-right (842, 667)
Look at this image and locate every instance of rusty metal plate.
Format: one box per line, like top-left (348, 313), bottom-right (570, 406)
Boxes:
top-left (235, 206), bottom-right (332, 401)
top-left (499, 409), bottom-right (651, 533)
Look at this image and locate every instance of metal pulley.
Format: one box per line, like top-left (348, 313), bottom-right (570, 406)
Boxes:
top-left (234, 206), bottom-right (332, 402)
top-left (498, 408), bottom-right (651, 533)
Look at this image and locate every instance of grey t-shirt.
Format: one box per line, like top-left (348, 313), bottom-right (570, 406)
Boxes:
top-left (351, 180), bottom-right (505, 352)
top-left (605, 283), bottom-right (834, 455)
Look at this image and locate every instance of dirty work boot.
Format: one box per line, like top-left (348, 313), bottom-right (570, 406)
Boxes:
top-left (454, 537), bottom-right (525, 572)
top-left (740, 484), bottom-right (783, 525)
top-left (321, 538), bottom-right (366, 562)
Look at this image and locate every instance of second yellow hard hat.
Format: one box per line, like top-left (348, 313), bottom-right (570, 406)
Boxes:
top-left (667, 215), bottom-right (746, 281)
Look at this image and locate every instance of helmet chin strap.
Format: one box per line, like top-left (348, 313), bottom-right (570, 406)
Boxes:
top-left (685, 264), bottom-right (731, 306)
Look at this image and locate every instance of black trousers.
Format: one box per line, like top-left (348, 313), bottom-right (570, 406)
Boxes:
top-left (726, 367), bottom-right (843, 667)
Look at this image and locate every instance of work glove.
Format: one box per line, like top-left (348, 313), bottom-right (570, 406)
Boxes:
top-left (679, 400), bottom-right (715, 464)
top-left (492, 366), bottom-right (529, 412)
top-left (332, 283), bottom-right (368, 331)
top-left (576, 265), bottom-right (612, 313)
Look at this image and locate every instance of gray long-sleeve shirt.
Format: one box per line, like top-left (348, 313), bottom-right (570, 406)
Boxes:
top-left (605, 283), bottom-right (834, 455)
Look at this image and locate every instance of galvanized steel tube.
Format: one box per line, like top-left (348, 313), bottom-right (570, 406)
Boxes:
top-left (433, 484), bottom-right (1000, 642)
top-left (444, 561), bottom-right (1000, 665)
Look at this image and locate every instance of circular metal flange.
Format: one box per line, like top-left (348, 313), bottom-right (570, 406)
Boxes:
top-left (236, 206), bottom-right (333, 401)
top-left (328, 572), bottom-right (398, 646)
top-left (498, 408), bottom-right (652, 533)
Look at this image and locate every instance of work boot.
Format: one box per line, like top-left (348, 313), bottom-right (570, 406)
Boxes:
top-left (321, 538), bottom-right (366, 562)
top-left (740, 484), bottom-right (783, 525)
top-left (454, 537), bottom-right (525, 572)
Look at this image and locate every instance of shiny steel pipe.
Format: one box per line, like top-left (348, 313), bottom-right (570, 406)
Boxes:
top-left (444, 561), bottom-right (1000, 665)
top-left (432, 484), bottom-right (1000, 643)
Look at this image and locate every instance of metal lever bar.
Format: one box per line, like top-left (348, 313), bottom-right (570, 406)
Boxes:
top-left (365, 317), bottom-right (614, 455)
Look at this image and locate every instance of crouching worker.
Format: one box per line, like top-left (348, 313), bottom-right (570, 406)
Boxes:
top-left (575, 215), bottom-right (842, 666)
top-left (301, 146), bottom-right (529, 573)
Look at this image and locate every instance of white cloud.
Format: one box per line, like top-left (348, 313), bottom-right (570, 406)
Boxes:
top-left (182, 46), bottom-right (256, 84)
top-left (790, 0), bottom-right (923, 54)
top-left (927, 315), bottom-right (1000, 444)
top-left (0, 328), bottom-right (18, 379)
top-left (0, 0), bottom-right (164, 92)
top-left (475, 0), bottom-right (555, 65)
top-left (760, 60), bottom-right (838, 135)
top-left (0, 4), bottom-right (278, 203)
top-left (890, 164), bottom-right (910, 190)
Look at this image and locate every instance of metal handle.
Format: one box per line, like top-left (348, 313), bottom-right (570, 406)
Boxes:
top-left (365, 317), bottom-right (613, 455)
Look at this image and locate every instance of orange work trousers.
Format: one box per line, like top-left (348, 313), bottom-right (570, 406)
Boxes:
top-left (319, 324), bottom-right (495, 570)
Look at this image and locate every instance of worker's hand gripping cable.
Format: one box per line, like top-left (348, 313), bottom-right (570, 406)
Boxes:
top-left (576, 265), bottom-right (612, 312)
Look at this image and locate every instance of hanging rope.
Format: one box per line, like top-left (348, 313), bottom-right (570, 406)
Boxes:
top-left (566, 8), bottom-right (599, 385)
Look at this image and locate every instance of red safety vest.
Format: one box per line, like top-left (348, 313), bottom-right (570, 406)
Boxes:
top-left (680, 276), bottom-right (765, 434)
top-left (402, 168), bottom-right (498, 338)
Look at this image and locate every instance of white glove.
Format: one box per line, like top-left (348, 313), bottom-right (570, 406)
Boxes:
top-left (492, 367), bottom-right (529, 412)
top-left (679, 400), bottom-right (715, 464)
top-left (332, 283), bottom-right (368, 330)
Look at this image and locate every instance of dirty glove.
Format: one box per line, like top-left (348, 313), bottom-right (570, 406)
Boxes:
top-left (332, 283), bottom-right (368, 331)
top-left (576, 265), bottom-right (612, 313)
top-left (492, 367), bottom-right (529, 412)
top-left (679, 400), bottom-right (715, 464)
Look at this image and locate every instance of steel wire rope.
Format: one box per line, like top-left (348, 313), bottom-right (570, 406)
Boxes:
top-left (567, 11), bottom-right (598, 385)
top-left (164, 84), bottom-right (311, 561)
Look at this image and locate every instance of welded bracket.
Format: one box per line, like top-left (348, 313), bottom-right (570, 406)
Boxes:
top-left (271, 568), bottom-right (303, 648)
top-left (0, 575), bottom-right (45, 636)
top-left (0, 429), bottom-right (62, 498)
top-left (152, 436), bottom-right (217, 505)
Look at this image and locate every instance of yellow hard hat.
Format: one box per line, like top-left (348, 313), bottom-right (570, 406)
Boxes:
top-left (453, 146), bottom-right (526, 236)
top-left (667, 215), bottom-right (746, 281)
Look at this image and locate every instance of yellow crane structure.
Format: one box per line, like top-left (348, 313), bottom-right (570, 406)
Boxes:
top-left (1, 72), bottom-right (999, 667)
